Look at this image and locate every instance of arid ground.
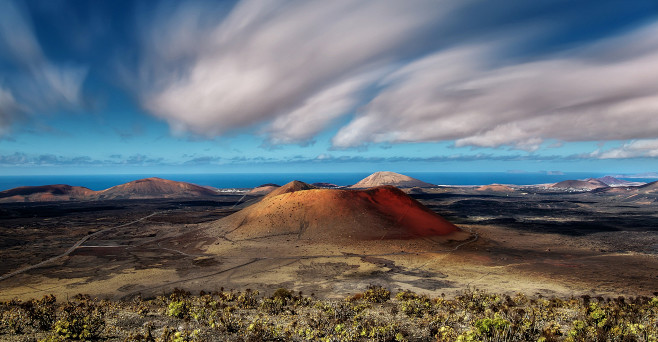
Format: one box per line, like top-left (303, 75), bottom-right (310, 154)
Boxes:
top-left (1, 188), bottom-right (657, 301)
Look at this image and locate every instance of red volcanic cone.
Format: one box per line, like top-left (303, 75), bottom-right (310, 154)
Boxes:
top-left (218, 181), bottom-right (459, 241)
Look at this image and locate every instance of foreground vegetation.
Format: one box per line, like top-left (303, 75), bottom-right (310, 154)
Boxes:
top-left (1, 286), bottom-right (657, 341)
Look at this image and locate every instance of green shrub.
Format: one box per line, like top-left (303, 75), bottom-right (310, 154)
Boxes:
top-left (44, 299), bottom-right (105, 341)
top-left (167, 300), bottom-right (191, 319)
top-left (1, 286), bottom-right (655, 342)
top-left (363, 285), bottom-right (391, 303)
top-left (237, 289), bottom-right (259, 309)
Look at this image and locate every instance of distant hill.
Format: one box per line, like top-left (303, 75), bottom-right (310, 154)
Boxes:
top-left (264, 180), bottom-right (317, 198)
top-left (247, 184), bottom-right (281, 195)
top-left (212, 181), bottom-right (460, 242)
top-left (636, 180), bottom-right (658, 193)
top-left (311, 182), bottom-right (340, 188)
top-left (0, 184), bottom-right (96, 203)
top-left (0, 177), bottom-right (222, 202)
top-left (610, 172), bottom-right (658, 179)
top-left (596, 176), bottom-right (643, 187)
top-left (551, 178), bottom-right (608, 190)
top-left (95, 177), bottom-right (218, 200)
top-left (350, 171), bottom-right (435, 188)
top-left (592, 181), bottom-right (658, 205)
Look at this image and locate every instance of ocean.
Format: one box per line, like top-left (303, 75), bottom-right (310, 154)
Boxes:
top-left (0, 172), bottom-right (651, 191)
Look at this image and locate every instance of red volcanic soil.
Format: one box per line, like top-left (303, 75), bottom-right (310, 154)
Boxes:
top-left (218, 181), bottom-right (459, 241)
top-left (0, 184), bottom-right (96, 203)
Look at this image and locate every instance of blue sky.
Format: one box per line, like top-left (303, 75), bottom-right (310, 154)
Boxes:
top-left (1, 0), bottom-right (658, 175)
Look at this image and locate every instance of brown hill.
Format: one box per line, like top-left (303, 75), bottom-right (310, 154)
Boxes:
top-left (264, 180), bottom-right (317, 198)
top-left (350, 171), bottom-right (435, 188)
top-left (215, 181), bottom-right (460, 242)
top-left (637, 180), bottom-right (658, 193)
top-left (595, 176), bottom-right (642, 187)
top-left (593, 180), bottom-right (657, 194)
top-left (476, 184), bottom-right (514, 192)
top-left (0, 184), bottom-right (96, 203)
top-left (247, 184), bottom-right (281, 195)
top-left (592, 181), bottom-right (658, 204)
top-left (311, 182), bottom-right (340, 188)
top-left (95, 177), bottom-right (218, 200)
top-left (551, 178), bottom-right (608, 190)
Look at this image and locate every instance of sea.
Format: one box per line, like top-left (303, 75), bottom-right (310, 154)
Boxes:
top-left (0, 172), bottom-right (655, 191)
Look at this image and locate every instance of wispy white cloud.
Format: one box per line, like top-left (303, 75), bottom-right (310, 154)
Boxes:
top-left (133, 0), bottom-right (658, 153)
top-left (264, 72), bottom-right (380, 145)
top-left (136, 0), bottom-right (447, 140)
top-left (0, 0), bottom-right (88, 135)
top-left (592, 139), bottom-right (658, 159)
top-left (334, 23), bottom-right (658, 149)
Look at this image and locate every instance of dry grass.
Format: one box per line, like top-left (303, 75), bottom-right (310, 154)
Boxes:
top-left (1, 286), bottom-right (656, 341)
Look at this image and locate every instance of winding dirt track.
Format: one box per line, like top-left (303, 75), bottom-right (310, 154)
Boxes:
top-left (0, 211), bottom-right (163, 281)
top-left (1, 208), bottom-right (479, 298)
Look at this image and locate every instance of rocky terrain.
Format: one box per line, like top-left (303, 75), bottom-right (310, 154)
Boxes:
top-left (0, 172), bottom-right (656, 307)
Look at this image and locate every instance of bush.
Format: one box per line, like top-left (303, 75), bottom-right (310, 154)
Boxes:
top-left (237, 289), bottom-right (259, 309)
top-left (44, 298), bottom-right (105, 341)
top-left (167, 300), bottom-right (191, 319)
top-left (362, 285), bottom-right (391, 303)
top-left (1, 287), bottom-right (656, 341)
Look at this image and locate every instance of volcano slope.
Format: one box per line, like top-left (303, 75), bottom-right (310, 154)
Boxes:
top-left (213, 182), bottom-right (463, 242)
top-left (0, 184), bottom-right (96, 203)
top-left (95, 177), bottom-right (218, 200)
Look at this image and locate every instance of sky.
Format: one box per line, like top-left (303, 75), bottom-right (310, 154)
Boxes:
top-left (1, 0), bottom-right (658, 175)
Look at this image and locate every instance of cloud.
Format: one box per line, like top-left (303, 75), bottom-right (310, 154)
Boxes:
top-left (183, 156), bottom-right (222, 165)
top-left (0, 88), bottom-right (19, 135)
top-left (0, 152), bottom-right (99, 166)
top-left (263, 72), bottom-right (378, 145)
top-left (306, 153), bottom-right (565, 164)
top-left (333, 23), bottom-right (658, 149)
top-left (132, 0), bottom-right (658, 151)
top-left (124, 154), bottom-right (164, 165)
top-left (592, 139), bottom-right (658, 159)
top-left (0, 152), bottom-right (164, 166)
top-left (0, 0), bottom-right (87, 135)
top-left (136, 0), bottom-right (446, 140)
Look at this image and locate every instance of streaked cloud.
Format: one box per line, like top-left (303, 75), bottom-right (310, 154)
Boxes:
top-left (133, 0), bottom-right (658, 154)
top-left (592, 139), bottom-right (658, 159)
top-left (183, 156), bottom-right (222, 165)
top-left (136, 0), bottom-right (447, 140)
top-left (0, 152), bottom-right (163, 166)
top-left (0, 0), bottom-right (88, 135)
top-left (334, 23), bottom-right (658, 149)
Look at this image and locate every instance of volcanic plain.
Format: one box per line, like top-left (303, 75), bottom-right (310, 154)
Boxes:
top-left (1, 176), bottom-right (657, 302)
